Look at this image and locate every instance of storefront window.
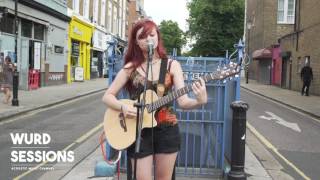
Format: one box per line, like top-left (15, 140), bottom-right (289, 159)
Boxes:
top-left (34, 23), bottom-right (44, 40)
top-left (71, 41), bottom-right (80, 67)
top-left (0, 14), bottom-right (15, 34)
top-left (21, 19), bottom-right (32, 38)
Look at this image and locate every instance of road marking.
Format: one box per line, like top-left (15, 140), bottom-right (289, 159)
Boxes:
top-left (13, 123), bottom-right (103, 180)
top-left (259, 111), bottom-right (301, 132)
top-left (0, 91), bottom-right (103, 126)
top-left (247, 122), bottom-right (311, 180)
top-left (242, 88), bottom-right (320, 124)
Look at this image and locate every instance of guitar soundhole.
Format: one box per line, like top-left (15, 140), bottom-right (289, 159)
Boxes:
top-left (119, 112), bottom-right (127, 132)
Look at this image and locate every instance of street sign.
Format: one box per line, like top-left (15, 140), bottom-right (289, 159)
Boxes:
top-left (75, 67), bottom-right (84, 81)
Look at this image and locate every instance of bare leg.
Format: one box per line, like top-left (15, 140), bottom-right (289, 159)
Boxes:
top-left (4, 88), bottom-right (11, 103)
top-left (130, 155), bottom-right (153, 180)
top-left (3, 88), bottom-right (10, 104)
top-left (155, 152), bottom-right (178, 180)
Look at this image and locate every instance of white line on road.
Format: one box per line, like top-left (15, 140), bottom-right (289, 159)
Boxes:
top-left (247, 122), bottom-right (311, 180)
top-left (0, 91), bottom-right (103, 126)
top-left (259, 111), bottom-right (301, 132)
top-left (242, 88), bottom-right (320, 124)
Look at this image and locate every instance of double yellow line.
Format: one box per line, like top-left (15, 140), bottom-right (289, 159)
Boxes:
top-left (247, 122), bottom-right (311, 180)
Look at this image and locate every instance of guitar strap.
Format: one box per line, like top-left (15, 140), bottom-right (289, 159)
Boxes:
top-left (157, 58), bottom-right (168, 97)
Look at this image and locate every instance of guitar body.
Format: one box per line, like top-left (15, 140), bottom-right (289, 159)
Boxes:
top-left (104, 90), bottom-right (158, 150)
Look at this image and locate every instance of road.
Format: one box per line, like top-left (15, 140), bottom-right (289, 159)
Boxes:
top-left (0, 92), bottom-right (105, 180)
top-left (241, 88), bottom-right (320, 180)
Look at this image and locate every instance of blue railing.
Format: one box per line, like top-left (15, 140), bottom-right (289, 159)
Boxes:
top-left (106, 40), bottom-right (245, 178)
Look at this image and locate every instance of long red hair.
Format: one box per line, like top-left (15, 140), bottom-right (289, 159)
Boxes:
top-left (124, 19), bottom-right (167, 92)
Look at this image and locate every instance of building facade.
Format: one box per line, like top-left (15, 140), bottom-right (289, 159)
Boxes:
top-left (245, 0), bottom-right (319, 95)
top-left (0, 0), bottom-right (70, 89)
top-left (127, 0), bottom-right (146, 39)
top-left (67, 0), bottom-right (129, 82)
top-left (0, 0), bottom-right (143, 88)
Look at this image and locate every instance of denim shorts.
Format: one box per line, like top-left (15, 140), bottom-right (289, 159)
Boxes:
top-left (127, 124), bottom-right (181, 158)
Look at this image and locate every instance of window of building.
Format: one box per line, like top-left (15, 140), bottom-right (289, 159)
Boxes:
top-left (93, 0), bottom-right (99, 23)
top-left (21, 19), bottom-right (32, 38)
top-left (83, 0), bottom-right (90, 19)
top-left (0, 14), bottom-right (15, 34)
top-left (101, 0), bottom-right (106, 26)
top-left (113, 5), bottom-right (117, 33)
top-left (277, 0), bottom-right (295, 24)
top-left (107, 2), bottom-right (112, 32)
top-left (34, 23), bottom-right (44, 40)
top-left (73, 0), bottom-right (80, 14)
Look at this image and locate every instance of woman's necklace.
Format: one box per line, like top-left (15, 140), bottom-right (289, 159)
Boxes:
top-left (143, 58), bottom-right (160, 66)
top-left (141, 59), bottom-right (160, 73)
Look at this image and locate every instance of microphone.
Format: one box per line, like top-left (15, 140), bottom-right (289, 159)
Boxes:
top-left (147, 39), bottom-right (154, 57)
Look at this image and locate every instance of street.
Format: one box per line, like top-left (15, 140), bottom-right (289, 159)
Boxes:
top-left (241, 88), bottom-right (320, 180)
top-left (0, 92), bottom-right (105, 180)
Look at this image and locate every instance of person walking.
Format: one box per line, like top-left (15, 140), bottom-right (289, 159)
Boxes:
top-left (1, 56), bottom-right (14, 104)
top-left (300, 61), bottom-right (313, 96)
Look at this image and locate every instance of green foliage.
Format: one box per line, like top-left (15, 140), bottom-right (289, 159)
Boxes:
top-left (187, 0), bottom-right (244, 56)
top-left (159, 20), bottom-right (186, 56)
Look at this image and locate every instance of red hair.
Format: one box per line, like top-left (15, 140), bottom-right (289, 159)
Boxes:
top-left (124, 19), bottom-right (167, 92)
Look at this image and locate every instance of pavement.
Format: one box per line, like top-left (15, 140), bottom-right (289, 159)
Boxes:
top-left (0, 77), bottom-right (319, 180)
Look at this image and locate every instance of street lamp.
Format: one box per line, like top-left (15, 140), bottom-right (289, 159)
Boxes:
top-left (12, 0), bottom-right (19, 106)
top-left (246, 21), bottom-right (253, 84)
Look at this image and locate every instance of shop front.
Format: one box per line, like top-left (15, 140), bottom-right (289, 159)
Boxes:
top-left (252, 48), bottom-right (273, 85)
top-left (67, 16), bottom-right (93, 83)
top-left (92, 28), bottom-right (108, 78)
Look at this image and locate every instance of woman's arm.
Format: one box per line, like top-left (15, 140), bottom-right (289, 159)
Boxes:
top-left (102, 63), bottom-right (137, 118)
top-left (171, 60), bottom-right (208, 109)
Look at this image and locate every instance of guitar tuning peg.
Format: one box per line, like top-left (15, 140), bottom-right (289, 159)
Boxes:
top-left (229, 77), bottom-right (233, 81)
top-left (223, 80), bottom-right (227, 83)
top-left (235, 74), bottom-right (239, 78)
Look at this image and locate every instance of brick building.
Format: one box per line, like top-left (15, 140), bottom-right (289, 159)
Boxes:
top-left (245, 0), bottom-right (319, 95)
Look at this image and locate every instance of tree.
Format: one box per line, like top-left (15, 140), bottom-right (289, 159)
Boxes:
top-left (159, 20), bottom-right (186, 56)
top-left (187, 0), bottom-right (244, 56)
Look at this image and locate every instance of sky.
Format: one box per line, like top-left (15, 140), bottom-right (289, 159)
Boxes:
top-left (144, 0), bottom-right (189, 32)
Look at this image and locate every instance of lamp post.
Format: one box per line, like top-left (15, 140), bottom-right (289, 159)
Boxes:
top-left (246, 21), bottom-right (253, 84)
top-left (12, 0), bottom-right (19, 106)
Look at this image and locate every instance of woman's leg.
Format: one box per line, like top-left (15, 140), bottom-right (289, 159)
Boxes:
top-left (155, 152), bottom-right (178, 180)
top-left (5, 88), bottom-right (11, 103)
top-left (3, 88), bottom-right (9, 103)
top-left (130, 155), bottom-right (153, 180)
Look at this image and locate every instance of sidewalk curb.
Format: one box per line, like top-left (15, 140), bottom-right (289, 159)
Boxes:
top-left (0, 88), bottom-right (107, 122)
top-left (241, 86), bottom-right (320, 119)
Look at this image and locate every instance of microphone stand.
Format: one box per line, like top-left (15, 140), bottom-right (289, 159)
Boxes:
top-left (132, 44), bottom-right (153, 180)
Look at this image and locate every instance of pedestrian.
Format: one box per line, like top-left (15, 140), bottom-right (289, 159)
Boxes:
top-left (1, 56), bottom-right (14, 104)
top-left (102, 19), bottom-right (207, 180)
top-left (300, 59), bottom-right (313, 96)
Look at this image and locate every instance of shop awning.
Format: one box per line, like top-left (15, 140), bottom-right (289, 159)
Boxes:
top-left (252, 48), bottom-right (272, 59)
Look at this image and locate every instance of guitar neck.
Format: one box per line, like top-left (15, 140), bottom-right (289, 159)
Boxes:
top-left (145, 62), bottom-right (239, 113)
top-left (146, 74), bottom-right (211, 113)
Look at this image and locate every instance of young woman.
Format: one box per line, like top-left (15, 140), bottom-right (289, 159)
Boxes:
top-left (1, 56), bottom-right (14, 104)
top-left (102, 19), bottom-right (207, 180)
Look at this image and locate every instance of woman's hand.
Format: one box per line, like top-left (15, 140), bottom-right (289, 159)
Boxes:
top-left (121, 104), bottom-right (137, 119)
top-left (192, 78), bottom-right (207, 105)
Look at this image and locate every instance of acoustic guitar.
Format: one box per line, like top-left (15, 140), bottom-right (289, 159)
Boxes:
top-left (104, 62), bottom-right (240, 150)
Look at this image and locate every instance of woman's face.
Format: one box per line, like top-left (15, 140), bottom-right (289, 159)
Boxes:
top-left (136, 27), bottom-right (159, 53)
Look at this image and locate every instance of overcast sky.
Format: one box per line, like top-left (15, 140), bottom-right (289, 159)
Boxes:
top-left (144, 0), bottom-right (189, 32)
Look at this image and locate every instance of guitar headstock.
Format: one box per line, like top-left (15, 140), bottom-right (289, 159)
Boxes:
top-left (205, 62), bottom-right (240, 82)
